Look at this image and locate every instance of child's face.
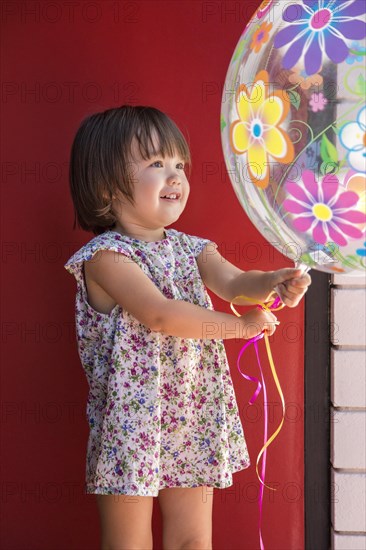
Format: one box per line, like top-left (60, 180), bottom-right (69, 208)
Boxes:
top-left (113, 136), bottom-right (190, 231)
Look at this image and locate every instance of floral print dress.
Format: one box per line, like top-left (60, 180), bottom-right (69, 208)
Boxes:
top-left (64, 228), bottom-right (250, 496)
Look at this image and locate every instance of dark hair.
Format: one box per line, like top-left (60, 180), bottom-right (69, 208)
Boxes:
top-left (69, 105), bottom-right (191, 235)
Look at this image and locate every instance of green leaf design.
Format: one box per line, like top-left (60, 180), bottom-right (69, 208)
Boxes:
top-left (232, 38), bottom-right (247, 62)
top-left (320, 161), bottom-right (338, 176)
top-left (299, 252), bottom-right (316, 267)
top-left (325, 242), bottom-right (339, 257)
top-left (320, 133), bottom-right (338, 163)
top-left (220, 116), bottom-right (226, 132)
top-left (349, 48), bottom-right (366, 56)
top-left (287, 90), bottom-right (301, 110)
top-left (342, 255), bottom-right (363, 269)
top-left (355, 73), bottom-right (366, 96)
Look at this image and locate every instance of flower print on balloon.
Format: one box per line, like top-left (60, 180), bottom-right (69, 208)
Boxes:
top-left (221, 0), bottom-right (366, 274)
top-left (288, 65), bottom-right (323, 91)
top-left (356, 242), bottom-right (366, 263)
top-left (345, 171), bottom-right (366, 219)
top-left (339, 106), bottom-right (366, 173)
top-left (256, 0), bottom-right (275, 20)
top-left (229, 70), bottom-right (294, 189)
top-left (346, 42), bottom-right (366, 65)
top-left (250, 22), bottom-right (273, 53)
top-left (282, 170), bottom-right (366, 247)
top-left (281, 170), bottom-right (366, 271)
top-left (309, 93), bottom-right (328, 113)
top-left (273, 0), bottom-right (366, 74)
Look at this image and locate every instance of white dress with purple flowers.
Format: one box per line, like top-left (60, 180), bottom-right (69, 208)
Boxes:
top-left (64, 228), bottom-right (250, 496)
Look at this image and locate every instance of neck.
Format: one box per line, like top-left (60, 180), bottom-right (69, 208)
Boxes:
top-left (112, 223), bottom-right (166, 242)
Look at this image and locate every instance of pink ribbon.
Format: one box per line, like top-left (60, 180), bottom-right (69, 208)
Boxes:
top-left (236, 296), bottom-right (281, 550)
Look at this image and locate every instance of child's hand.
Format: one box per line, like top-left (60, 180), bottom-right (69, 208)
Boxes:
top-left (240, 308), bottom-right (279, 339)
top-left (271, 268), bottom-right (312, 308)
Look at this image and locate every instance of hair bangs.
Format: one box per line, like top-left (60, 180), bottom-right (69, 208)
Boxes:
top-left (134, 111), bottom-right (191, 166)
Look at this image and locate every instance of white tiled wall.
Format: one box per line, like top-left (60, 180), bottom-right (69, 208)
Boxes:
top-left (330, 273), bottom-right (366, 549)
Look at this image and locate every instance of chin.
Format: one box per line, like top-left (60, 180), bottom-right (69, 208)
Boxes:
top-left (159, 212), bottom-right (181, 226)
top-left (168, 213), bottom-right (182, 225)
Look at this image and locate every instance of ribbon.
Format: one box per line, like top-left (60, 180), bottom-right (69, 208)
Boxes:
top-left (230, 292), bottom-right (285, 550)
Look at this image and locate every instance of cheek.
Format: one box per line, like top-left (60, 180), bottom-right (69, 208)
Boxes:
top-left (183, 180), bottom-right (190, 196)
top-left (145, 176), bottom-right (161, 192)
top-left (142, 185), bottom-right (162, 208)
top-left (137, 179), bottom-right (158, 197)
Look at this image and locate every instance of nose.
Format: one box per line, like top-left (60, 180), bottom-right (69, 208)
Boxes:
top-left (167, 172), bottom-right (181, 186)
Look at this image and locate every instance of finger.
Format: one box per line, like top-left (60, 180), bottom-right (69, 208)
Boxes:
top-left (284, 296), bottom-right (302, 308)
top-left (284, 283), bottom-right (308, 295)
top-left (277, 283), bottom-right (295, 297)
top-left (264, 322), bottom-right (277, 336)
top-left (281, 285), bottom-right (304, 300)
top-left (272, 268), bottom-right (303, 286)
top-left (290, 274), bottom-right (312, 287)
top-left (282, 267), bottom-right (303, 277)
top-left (277, 284), bottom-right (303, 307)
top-left (267, 318), bottom-right (280, 326)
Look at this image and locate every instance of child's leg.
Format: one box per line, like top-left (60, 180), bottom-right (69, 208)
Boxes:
top-left (96, 493), bottom-right (154, 550)
top-left (158, 486), bottom-right (213, 550)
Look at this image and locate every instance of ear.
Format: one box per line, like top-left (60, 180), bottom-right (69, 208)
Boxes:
top-left (102, 191), bottom-right (116, 201)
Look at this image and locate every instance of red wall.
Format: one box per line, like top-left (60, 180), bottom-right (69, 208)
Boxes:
top-left (1, 1), bottom-right (304, 548)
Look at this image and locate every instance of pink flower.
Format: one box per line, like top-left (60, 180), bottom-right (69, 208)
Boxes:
top-left (283, 170), bottom-right (366, 246)
top-left (309, 92), bottom-right (328, 112)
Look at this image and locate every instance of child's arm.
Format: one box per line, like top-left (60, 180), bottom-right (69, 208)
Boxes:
top-left (86, 250), bottom-right (278, 340)
top-left (197, 245), bottom-right (311, 307)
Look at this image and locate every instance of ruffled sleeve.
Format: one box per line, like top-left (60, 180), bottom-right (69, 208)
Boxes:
top-left (180, 232), bottom-right (218, 259)
top-left (64, 232), bottom-right (132, 287)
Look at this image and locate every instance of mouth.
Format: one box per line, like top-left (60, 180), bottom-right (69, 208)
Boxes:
top-left (160, 192), bottom-right (181, 201)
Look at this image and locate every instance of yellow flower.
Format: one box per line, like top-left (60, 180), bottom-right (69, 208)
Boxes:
top-left (230, 70), bottom-right (294, 188)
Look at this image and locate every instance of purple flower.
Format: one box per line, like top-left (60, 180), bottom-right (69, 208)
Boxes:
top-left (283, 170), bottom-right (366, 246)
top-left (274, 0), bottom-right (366, 74)
top-left (114, 464), bottom-right (123, 476)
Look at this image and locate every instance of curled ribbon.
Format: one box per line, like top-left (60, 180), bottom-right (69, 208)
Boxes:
top-left (230, 292), bottom-right (285, 550)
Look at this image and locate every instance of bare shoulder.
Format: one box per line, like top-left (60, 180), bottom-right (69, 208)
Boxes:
top-left (84, 252), bottom-right (118, 314)
top-left (82, 248), bottom-right (167, 327)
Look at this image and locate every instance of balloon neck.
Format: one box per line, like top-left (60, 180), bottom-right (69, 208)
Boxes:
top-left (294, 261), bottom-right (311, 274)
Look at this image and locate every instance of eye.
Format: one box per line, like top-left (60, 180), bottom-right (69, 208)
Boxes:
top-left (177, 162), bottom-right (185, 170)
top-left (150, 160), bottom-right (163, 168)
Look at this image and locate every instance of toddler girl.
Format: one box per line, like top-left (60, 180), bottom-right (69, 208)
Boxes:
top-left (64, 105), bottom-right (311, 550)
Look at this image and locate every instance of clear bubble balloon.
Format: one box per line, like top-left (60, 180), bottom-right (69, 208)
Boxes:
top-left (221, 0), bottom-right (366, 275)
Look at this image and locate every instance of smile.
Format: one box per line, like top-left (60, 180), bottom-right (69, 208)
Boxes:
top-left (160, 192), bottom-right (181, 200)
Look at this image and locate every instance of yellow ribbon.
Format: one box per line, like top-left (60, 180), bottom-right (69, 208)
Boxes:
top-left (230, 292), bottom-right (285, 490)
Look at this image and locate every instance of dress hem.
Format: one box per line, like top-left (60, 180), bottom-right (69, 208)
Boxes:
top-left (85, 460), bottom-right (251, 496)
